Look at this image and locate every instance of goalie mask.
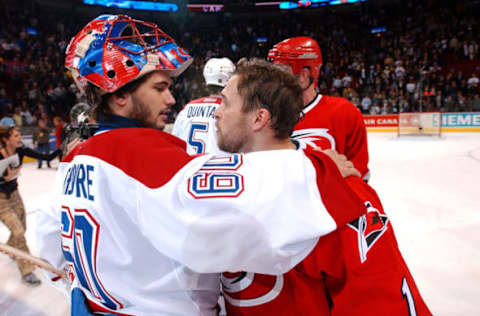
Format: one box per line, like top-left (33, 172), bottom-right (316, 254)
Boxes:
top-left (268, 36), bottom-right (322, 89)
top-left (65, 14), bottom-right (193, 94)
top-left (203, 57), bottom-right (235, 87)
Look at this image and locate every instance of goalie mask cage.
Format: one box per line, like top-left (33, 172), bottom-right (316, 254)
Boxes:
top-left (397, 112), bottom-right (442, 137)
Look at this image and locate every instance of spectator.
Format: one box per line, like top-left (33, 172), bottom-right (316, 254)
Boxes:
top-left (342, 72), bottom-right (353, 88)
top-left (444, 95), bottom-right (456, 112)
top-left (471, 94), bottom-right (480, 112)
top-left (32, 118), bottom-right (51, 168)
top-left (332, 75), bottom-right (343, 93)
top-left (20, 103), bottom-right (35, 126)
top-left (406, 77), bottom-right (417, 95)
top-left (370, 103), bottom-right (381, 115)
top-left (12, 107), bottom-right (22, 127)
top-left (52, 116), bottom-right (65, 161)
top-left (467, 73), bottom-right (479, 91)
top-left (361, 95), bottom-right (372, 114)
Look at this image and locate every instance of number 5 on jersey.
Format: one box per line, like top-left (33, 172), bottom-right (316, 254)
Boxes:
top-left (188, 122), bottom-right (209, 154)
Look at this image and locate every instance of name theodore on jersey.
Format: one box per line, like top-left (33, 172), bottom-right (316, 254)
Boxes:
top-left (62, 163), bottom-right (95, 201)
top-left (186, 104), bottom-right (217, 119)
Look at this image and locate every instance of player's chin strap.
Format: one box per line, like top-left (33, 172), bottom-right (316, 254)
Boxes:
top-left (0, 242), bottom-right (67, 279)
top-left (303, 77), bottom-right (315, 92)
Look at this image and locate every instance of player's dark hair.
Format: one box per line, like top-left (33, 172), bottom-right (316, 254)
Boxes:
top-left (206, 84), bottom-right (223, 96)
top-left (234, 58), bottom-right (303, 139)
top-left (86, 71), bottom-right (156, 121)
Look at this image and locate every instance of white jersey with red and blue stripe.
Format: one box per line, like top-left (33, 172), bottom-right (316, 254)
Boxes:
top-left (35, 116), bottom-right (364, 316)
top-left (172, 96), bottom-right (224, 155)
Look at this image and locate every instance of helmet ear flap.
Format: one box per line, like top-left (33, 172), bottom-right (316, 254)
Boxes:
top-left (298, 67), bottom-right (315, 90)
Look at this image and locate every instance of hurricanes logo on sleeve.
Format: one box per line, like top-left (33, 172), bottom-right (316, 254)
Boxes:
top-left (347, 201), bottom-right (389, 263)
top-left (291, 128), bottom-right (336, 150)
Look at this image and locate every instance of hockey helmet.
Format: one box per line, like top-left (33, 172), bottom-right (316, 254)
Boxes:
top-left (203, 57), bottom-right (235, 87)
top-left (65, 14), bottom-right (193, 94)
top-left (268, 36), bottom-right (322, 88)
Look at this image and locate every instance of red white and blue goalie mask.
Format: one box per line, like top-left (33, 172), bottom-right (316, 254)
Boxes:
top-left (65, 14), bottom-right (193, 93)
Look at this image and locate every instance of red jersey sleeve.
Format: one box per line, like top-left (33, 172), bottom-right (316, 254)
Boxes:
top-left (299, 177), bottom-right (432, 316)
top-left (332, 99), bottom-right (370, 180)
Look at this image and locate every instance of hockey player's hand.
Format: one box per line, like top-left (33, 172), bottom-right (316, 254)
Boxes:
top-left (318, 149), bottom-right (361, 178)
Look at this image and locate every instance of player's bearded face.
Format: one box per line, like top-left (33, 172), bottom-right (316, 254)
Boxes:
top-left (128, 71), bottom-right (175, 130)
top-left (215, 75), bottom-right (252, 153)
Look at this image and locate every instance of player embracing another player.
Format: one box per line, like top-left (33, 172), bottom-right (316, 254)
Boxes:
top-left (216, 58), bottom-right (431, 315)
top-left (36, 14), bottom-right (369, 316)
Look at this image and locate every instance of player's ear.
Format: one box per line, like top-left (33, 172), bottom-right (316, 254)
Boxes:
top-left (252, 108), bottom-right (271, 132)
top-left (108, 92), bottom-right (131, 112)
top-left (300, 67), bottom-right (311, 79)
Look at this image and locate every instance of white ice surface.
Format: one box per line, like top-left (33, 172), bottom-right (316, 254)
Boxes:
top-left (0, 132), bottom-right (479, 315)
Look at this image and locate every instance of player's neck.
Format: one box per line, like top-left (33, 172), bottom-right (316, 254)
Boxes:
top-left (5, 144), bottom-right (16, 156)
top-left (303, 85), bottom-right (317, 106)
top-left (245, 134), bottom-right (296, 153)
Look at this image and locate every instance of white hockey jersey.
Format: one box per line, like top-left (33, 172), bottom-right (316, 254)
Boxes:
top-left (171, 96), bottom-right (224, 155)
top-left (36, 126), bottom-right (364, 316)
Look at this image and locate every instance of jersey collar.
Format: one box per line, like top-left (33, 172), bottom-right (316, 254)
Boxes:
top-left (302, 94), bottom-right (323, 115)
top-left (95, 114), bottom-right (144, 135)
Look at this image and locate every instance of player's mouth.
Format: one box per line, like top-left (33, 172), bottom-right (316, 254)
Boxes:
top-left (159, 110), bottom-right (170, 119)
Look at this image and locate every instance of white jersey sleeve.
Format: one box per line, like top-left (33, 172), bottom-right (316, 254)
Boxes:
top-left (172, 96), bottom-right (225, 155)
top-left (35, 169), bottom-right (68, 277)
top-left (137, 150), bottom-right (338, 274)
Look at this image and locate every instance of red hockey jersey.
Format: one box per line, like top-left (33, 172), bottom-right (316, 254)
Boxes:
top-left (222, 177), bottom-right (431, 316)
top-left (292, 94), bottom-right (370, 180)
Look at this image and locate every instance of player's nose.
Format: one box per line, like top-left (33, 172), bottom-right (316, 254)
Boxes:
top-left (165, 90), bottom-right (175, 107)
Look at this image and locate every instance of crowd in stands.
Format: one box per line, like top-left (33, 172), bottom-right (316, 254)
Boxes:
top-left (1, 0), bottom-right (479, 129)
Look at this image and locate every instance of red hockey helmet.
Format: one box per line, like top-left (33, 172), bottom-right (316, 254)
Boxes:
top-left (268, 36), bottom-right (322, 88)
top-left (65, 14), bottom-right (193, 94)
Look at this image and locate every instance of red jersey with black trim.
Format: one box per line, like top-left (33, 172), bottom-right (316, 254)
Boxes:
top-left (222, 177), bottom-right (431, 316)
top-left (292, 94), bottom-right (370, 180)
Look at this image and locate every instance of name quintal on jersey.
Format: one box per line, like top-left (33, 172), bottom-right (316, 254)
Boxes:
top-left (291, 128), bottom-right (336, 150)
top-left (186, 104), bottom-right (217, 119)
